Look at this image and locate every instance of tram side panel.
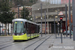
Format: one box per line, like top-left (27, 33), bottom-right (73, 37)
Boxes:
top-left (25, 22), bottom-right (39, 39)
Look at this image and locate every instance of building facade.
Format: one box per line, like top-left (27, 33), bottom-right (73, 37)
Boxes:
top-left (32, 2), bottom-right (72, 34)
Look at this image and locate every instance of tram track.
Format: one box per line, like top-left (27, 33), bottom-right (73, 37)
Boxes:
top-left (22, 34), bottom-right (52, 50)
top-left (0, 34), bottom-right (48, 50)
top-left (0, 41), bottom-right (15, 49)
top-left (0, 38), bottom-right (12, 44)
top-left (34, 35), bottom-right (52, 50)
top-left (0, 43), bottom-right (13, 50)
top-left (0, 40), bottom-right (13, 46)
top-left (22, 36), bottom-right (47, 50)
top-left (0, 39), bottom-right (13, 50)
top-left (0, 41), bottom-right (13, 47)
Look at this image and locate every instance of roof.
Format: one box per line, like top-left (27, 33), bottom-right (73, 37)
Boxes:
top-left (12, 18), bottom-right (39, 25)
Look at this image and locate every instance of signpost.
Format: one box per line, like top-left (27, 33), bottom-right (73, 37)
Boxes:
top-left (58, 11), bottom-right (64, 15)
top-left (60, 17), bottom-right (63, 43)
top-left (59, 11), bottom-right (64, 43)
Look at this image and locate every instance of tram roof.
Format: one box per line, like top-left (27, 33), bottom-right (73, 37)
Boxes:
top-left (12, 18), bottom-right (39, 25)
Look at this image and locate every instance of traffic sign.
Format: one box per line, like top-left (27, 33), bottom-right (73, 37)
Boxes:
top-left (58, 11), bottom-right (63, 15)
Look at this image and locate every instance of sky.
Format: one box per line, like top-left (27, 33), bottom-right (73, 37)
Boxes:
top-left (40, 0), bottom-right (61, 4)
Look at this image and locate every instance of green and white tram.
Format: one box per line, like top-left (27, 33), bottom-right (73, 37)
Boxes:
top-left (12, 18), bottom-right (40, 41)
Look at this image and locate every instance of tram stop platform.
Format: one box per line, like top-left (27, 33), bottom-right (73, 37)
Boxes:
top-left (48, 35), bottom-right (75, 50)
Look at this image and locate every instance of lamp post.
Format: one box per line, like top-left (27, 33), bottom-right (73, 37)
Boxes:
top-left (41, 3), bottom-right (42, 37)
top-left (54, 16), bottom-right (56, 38)
top-left (44, 11), bottom-right (46, 35)
top-left (18, 5), bottom-right (20, 18)
top-left (22, 0), bottom-right (25, 19)
top-left (65, 4), bottom-right (68, 37)
top-left (72, 0), bottom-right (75, 41)
top-left (69, 0), bottom-right (71, 39)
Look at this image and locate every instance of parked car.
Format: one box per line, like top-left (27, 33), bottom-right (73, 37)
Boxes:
top-left (63, 30), bottom-right (73, 35)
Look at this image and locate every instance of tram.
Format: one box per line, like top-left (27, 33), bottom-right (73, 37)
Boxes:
top-left (12, 18), bottom-right (40, 41)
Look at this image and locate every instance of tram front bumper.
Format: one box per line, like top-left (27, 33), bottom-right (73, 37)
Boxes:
top-left (13, 35), bottom-right (27, 40)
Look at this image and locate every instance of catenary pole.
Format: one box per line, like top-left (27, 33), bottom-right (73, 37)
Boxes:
top-left (41, 3), bottom-right (42, 37)
top-left (65, 4), bottom-right (68, 37)
top-left (72, 0), bottom-right (75, 41)
top-left (54, 16), bottom-right (56, 38)
top-left (69, 0), bottom-right (71, 39)
top-left (18, 5), bottom-right (20, 18)
top-left (45, 11), bottom-right (46, 35)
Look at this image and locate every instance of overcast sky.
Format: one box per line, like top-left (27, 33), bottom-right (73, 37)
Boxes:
top-left (41, 0), bottom-right (61, 4)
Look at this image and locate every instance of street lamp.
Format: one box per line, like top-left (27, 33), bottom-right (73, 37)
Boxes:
top-left (30, 18), bottom-right (32, 21)
top-left (55, 16), bottom-right (58, 18)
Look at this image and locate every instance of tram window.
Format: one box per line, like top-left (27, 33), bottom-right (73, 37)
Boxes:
top-left (35, 25), bottom-right (37, 33)
top-left (25, 22), bottom-right (30, 34)
top-left (23, 28), bottom-right (26, 33)
top-left (36, 25), bottom-right (38, 33)
top-left (23, 22), bottom-right (27, 33)
top-left (30, 24), bottom-right (32, 34)
top-left (12, 22), bottom-right (14, 33)
top-left (24, 22), bottom-right (39, 34)
top-left (31, 24), bottom-right (35, 33)
top-left (14, 21), bottom-right (24, 33)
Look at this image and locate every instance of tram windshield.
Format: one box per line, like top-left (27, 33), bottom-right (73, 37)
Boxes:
top-left (14, 21), bottom-right (24, 33)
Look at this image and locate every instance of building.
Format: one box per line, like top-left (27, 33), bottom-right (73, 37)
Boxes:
top-left (40, 0), bottom-right (72, 4)
top-left (11, 6), bottom-right (32, 18)
top-left (31, 2), bottom-right (72, 34)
